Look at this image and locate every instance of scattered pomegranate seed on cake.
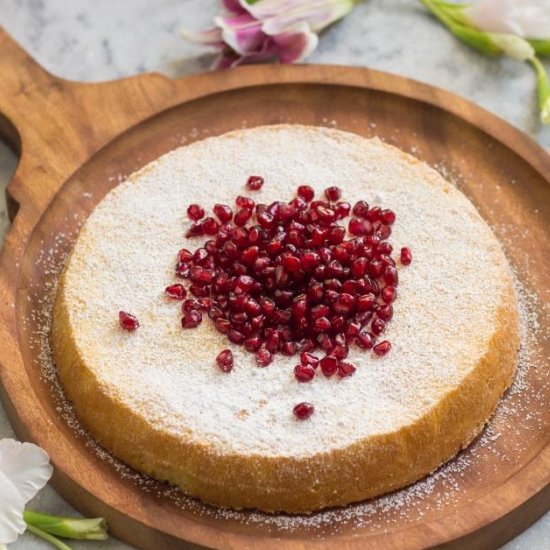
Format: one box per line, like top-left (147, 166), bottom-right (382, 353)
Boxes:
top-left (324, 186), bottom-right (341, 202)
top-left (246, 176), bottom-right (264, 190)
top-left (338, 362), bottom-right (356, 378)
top-left (401, 246), bottom-right (412, 265)
top-left (255, 348), bottom-right (273, 367)
top-left (293, 402), bottom-right (315, 420)
top-left (216, 349), bottom-right (233, 372)
top-left (187, 204), bottom-right (205, 220)
top-left (181, 310), bottom-right (202, 329)
top-left (119, 311), bottom-right (139, 331)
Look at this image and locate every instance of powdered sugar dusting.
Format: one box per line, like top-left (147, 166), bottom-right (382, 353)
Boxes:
top-left (58, 126), bottom-right (512, 456)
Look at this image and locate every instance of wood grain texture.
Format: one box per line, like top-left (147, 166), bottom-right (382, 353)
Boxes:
top-left (0, 27), bottom-right (549, 550)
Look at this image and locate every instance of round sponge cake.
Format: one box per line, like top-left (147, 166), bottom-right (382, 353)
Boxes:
top-left (52, 125), bottom-right (519, 513)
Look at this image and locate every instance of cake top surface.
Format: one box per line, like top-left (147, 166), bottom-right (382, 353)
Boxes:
top-left (60, 125), bottom-right (512, 457)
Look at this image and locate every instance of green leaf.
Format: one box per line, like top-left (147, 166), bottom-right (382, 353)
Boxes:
top-left (24, 510), bottom-right (108, 541)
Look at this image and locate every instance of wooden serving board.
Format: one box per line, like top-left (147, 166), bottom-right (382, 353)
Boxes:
top-left (0, 27), bottom-right (549, 550)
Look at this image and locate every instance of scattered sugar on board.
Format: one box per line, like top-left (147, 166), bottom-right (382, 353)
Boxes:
top-left (22, 126), bottom-right (547, 535)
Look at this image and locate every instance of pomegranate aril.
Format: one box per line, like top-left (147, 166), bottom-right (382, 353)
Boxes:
top-left (255, 348), bottom-right (273, 367)
top-left (294, 364), bottom-right (315, 382)
top-left (331, 343), bottom-right (348, 359)
top-left (371, 318), bottom-right (386, 335)
top-left (377, 304), bottom-right (394, 321)
top-left (301, 252), bottom-right (321, 270)
top-left (334, 201), bottom-right (351, 219)
top-left (165, 284), bottom-right (187, 300)
top-left (356, 331), bottom-right (374, 349)
top-left (185, 222), bottom-right (204, 238)
top-left (236, 195), bottom-right (255, 209)
top-left (281, 341), bottom-right (297, 356)
top-left (211, 204), bottom-right (231, 223)
top-left (247, 175), bottom-right (264, 190)
top-left (320, 355), bottom-right (339, 377)
top-left (300, 352), bottom-right (320, 367)
top-left (324, 186), bottom-right (341, 202)
top-left (216, 349), bottom-right (233, 372)
top-left (352, 200), bottom-right (369, 217)
top-left (297, 185), bottom-right (315, 202)
top-left (187, 203), bottom-right (205, 220)
top-left (293, 402), bottom-right (314, 420)
top-left (234, 208), bottom-right (252, 226)
top-left (245, 337), bottom-right (262, 351)
top-left (384, 266), bottom-right (398, 285)
top-left (401, 247), bottom-right (412, 265)
top-left (373, 340), bottom-right (391, 356)
top-left (381, 285), bottom-right (397, 304)
top-left (119, 311), bottom-right (139, 331)
top-left (182, 310), bottom-right (202, 329)
top-left (349, 218), bottom-right (368, 236)
top-left (202, 217), bottom-right (219, 235)
top-left (178, 248), bottom-right (193, 262)
top-left (215, 318), bottom-right (231, 334)
top-left (338, 362), bottom-right (356, 378)
top-left (379, 209), bottom-right (396, 225)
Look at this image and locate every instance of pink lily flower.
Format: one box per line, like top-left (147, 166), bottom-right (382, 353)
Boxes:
top-left (182, 0), bottom-right (357, 68)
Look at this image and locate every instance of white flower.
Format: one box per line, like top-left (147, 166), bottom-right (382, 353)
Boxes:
top-left (465, 0), bottom-right (550, 40)
top-left (0, 439), bottom-right (53, 544)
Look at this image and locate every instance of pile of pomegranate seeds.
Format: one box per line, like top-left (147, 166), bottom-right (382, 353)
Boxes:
top-left (163, 179), bottom-right (411, 419)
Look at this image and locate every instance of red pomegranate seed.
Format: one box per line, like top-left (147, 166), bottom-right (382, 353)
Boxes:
top-left (373, 340), bottom-right (391, 356)
top-left (236, 196), bottom-right (255, 209)
top-left (379, 209), bottom-right (396, 225)
top-left (185, 222), bottom-right (204, 238)
top-left (165, 284), bottom-right (187, 300)
top-left (384, 266), bottom-right (398, 285)
top-left (401, 247), bottom-right (412, 265)
top-left (245, 337), bottom-right (262, 351)
top-left (187, 204), bottom-right (205, 220)
top-left (371, 318), bottom-right (386, 335)
top-left (301, 252), bottom-right (321, 270)
top-left (216, 349), bottom-right (233, 372)
top-left (356, 331), bottom-right (374, 349)
top-left (349, 218), bottom-right (369, 236)
top-left (294, 364), bottom-right (315, 382)
top-left (213, 204), bottom-right (233, 223)
top-left (320, 355), bottom-right (339, 377)
top-left (255, 348), bottom-right (273, 367)
top-left (381, 285), bottom-right (397, 304)
top-left (300, 352), bottom-right (319, 367)
top-left (297, 185), bottom-right (315, 202)
top-left (178, 248), bottom-right (193, 262)
top-left (377, 304), bottom-right (394, 321)
top-left (352, 200), bottom-right (369, 217)
top-left (282, 254), bottom-right (301, 273)
top-left (247, 175), bottom-right (264, 190)
top-left (293, 402), bottom-right (314, 420)
top-left (281, 341), bottom-right (297, 356)
top-left (234, 208), bottom-right (253, 226)
top-left (338, 362), bottom-right (356, 378)
top-left (202, 217), bottom-right (220, 235)
top-left (324, 186), bottom-right (341, 202)
top-left (334, 202), bottom-right (351, 219)
top-left (182, 310), bottom-right (202, 329)
top-left (119, 311), bottom-right (139, 331)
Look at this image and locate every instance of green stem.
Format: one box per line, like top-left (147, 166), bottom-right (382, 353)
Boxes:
top-left (26, 524), bottom-right (73, 550)
top-left (419, 0), bottom-right (500, 55)
top-left (529, 57), bottom-right (550, 124)
top-left (24, 510), bottom-right (108, 541)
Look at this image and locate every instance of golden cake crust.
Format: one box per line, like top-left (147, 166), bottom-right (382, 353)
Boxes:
top-left (51, 125), bottom-right (520, 513)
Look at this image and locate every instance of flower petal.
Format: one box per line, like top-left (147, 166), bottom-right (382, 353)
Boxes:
top-left (0, 470), bottom-right (27, 544)
top-left (249, 0), bottom-right (354, 33)
top-left (223, 0), bottom-right (249, 15)
top-left (215, 14), bottom-right (266, 54)
top-left (272, 26), bottom-right (319, 63)
top-left (466, 0), bottom-right (550, 40)
top-left (0, 440), bottom-right (53, 544)
top-left (181, 26), bottom-right (224, 46)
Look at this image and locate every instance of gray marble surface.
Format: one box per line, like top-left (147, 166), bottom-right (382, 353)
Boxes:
top-left (0, 0), bottom-right (548, 548)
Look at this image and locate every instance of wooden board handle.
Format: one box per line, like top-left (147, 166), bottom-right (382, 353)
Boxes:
top-left (0, 27), bottom-right (178, 221)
